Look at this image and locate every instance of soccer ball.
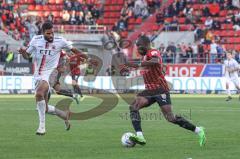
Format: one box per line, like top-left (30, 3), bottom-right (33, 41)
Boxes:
top-left (121, 132), bottom-right (136, 147)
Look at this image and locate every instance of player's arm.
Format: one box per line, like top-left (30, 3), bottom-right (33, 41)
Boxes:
top-left (19, 36), bottom-right (36, 59)
top-left (228, 62), bottom-right (240, 73)
top-left (70, 48), bottom-right (88, 60)
top-left (139, 56), bottom-right (160, 67)
top-left (120, 56), bottom-right (160, 69)
top-left (18, 47), bottom-right (31, 59)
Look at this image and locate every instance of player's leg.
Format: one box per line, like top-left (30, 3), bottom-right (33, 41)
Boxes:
top-left (54, 83), bottom-right (74, 98)
top-left (158, 93), bottom-right (206, 146)
top-left (45, 92), bottom-right (71, 130)
top-left (226, 80), bottom-right (232, 101)
top-left (129, 96), bottom-right (155, 145)
top-left (35, 80), bottom-right (49, 135)
top-left (72, 76), bottom-right (83, 97)
top-left (53, 81), bottom-right (79, 104)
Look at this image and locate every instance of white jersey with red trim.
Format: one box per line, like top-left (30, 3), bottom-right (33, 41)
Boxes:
top-left (26, 35), bottom-right (73, 81)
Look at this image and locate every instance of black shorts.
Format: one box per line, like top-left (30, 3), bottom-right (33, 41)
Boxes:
top-left (72, 74), bottom-right (80, 81)
top-left (137, 88), bottom-right (171, 107)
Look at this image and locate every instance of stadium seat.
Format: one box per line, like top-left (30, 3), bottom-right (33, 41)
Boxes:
top-left (28, 5), bottom-right (35, 10)
top-left (128, 25), bottom-right (134, 31)
top-left (152, 24), bottom-right (159, 31)
top-left (135, 17), bottom-right (142, 24)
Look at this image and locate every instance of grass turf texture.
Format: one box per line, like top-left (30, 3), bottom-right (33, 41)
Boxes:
top-left (0, 94), bottom-right (239, 159)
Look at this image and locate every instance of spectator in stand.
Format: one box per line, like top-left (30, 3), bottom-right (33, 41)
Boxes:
top-left (193, 9), bottom-right (202, 23)
top-left (91, 5), bottom-right (100, 20)
top-left (62, 10), bottom-right (70, 24)
top-left (179, 42), bottom-right (189, 63)
top-left (198, 42), bottom-right (205, 63)
top-left (235, 51), bottom-right (240, 63)
top-left (205, 30), bottom-right (214, 44)
top-left (167, 4), bottom-right (176, 17)
top-left (13, 29), bottom-right (20, 40)
top-left (194, 25), bottom-right (204, 41)
top-left (72, 0), bottom-right (81, 11)
top-left (35, 16), bottom-right (42, 35)
top-left (233, 16), bottom-right (240, 31)
top-left (166, 42), bottom-right (176, 63)
top-left (156, 9), bottom-right (164, 24)
top-left (209, 1), bottom-right (220, 16)
top-left (121, 2), bottom-right (132, 20)
top-left (170, 16), bottom-right (179, 31)
top-left (158, 43), bottom-right (165, 53)
top-left (210, 40), bottom-right (218, 63)
top-left (47, 13), bottom-right (54, 23)
top-left (76, 11), bottom-right (85, 25)
top-left (64, 0), bottom-right (72, 11)
top-left (225, 10), bottom-right (235, 23)
top-left (216, 43), bottom-right (225, 63)
top-left (205, 16), bottom-right (213, 29)
top-left (85, 11), bottom-right (94, 25)
top-left (112, 22), bottom-right (119, 32)
top-left (147, 0), bottom-right (156, 14)
top-left (133, 2), bottom-right (141, 18)
top-left (212, 17), bottom-right (221, 30)
top-left (202, 5), bottom-right (210, 17)
top-left (175, 44), bottom-right (182, 63)
top-left (69, 10), bottom-right (77, 25)
top-left (0, 46), bottom-right (7, 62)
top-left (183, 4), bottom-right (193, 17)
top-left (134, 0), bottom-right (149, 19)
top-left (224, 0), bottom-right (234, 9)
top-left (25, 17), bottom-right (37, 40)
top-left (186, 43), bottom-right (193, 62)
top-left (192, 42), bottom-right (198, 63)
top-left (117, 16), bottom-right (128, 31)
top-left (0, 46), bottom-right (4, 62)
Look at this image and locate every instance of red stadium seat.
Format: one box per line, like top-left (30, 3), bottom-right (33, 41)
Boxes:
top-left (28, 5), bottom-right (35, 10)
top-left (128, 25), bottom-right (134, 31)
top-left (135, 17), bottom-right (142, 24)
top-left (128, 18), bottom-right (135, 24)
top-left (178, 17), bottom-right (185, 24)
top-left (152, 24), bottom-right (159, 31)
top-left (35, 5), bottom-right (43, 11)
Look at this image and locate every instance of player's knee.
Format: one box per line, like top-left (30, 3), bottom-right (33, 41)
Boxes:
top-left (129, 105), bottom-right (136, 111)
top-left (165, 113), bottom-right (176, 123)
top-left (35, 91), bottom-right (45, 100)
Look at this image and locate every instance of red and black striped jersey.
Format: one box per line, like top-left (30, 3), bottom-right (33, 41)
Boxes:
top-left (141, 49), bottom-right (169, 92)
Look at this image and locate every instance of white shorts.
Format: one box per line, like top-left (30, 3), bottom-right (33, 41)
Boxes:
top-left (226, 77), bottom-right (240, 87)
top-left (34, 74), bottom-right (51, 92)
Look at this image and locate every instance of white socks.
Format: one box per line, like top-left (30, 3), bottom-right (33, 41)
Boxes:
top-left (194, 127), bottom-right (201, 134)
top-left (37, 100), bottom-right (46, 129)
top-left (47, 105), bottom-right (56, 115)
top-left (136, 131), bottom-right (143, 137)
top-left (47, 105), bottom-right (67, 120)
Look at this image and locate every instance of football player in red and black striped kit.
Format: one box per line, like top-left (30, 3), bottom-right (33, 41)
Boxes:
top-left (121, 35), bottom-right (206, 147)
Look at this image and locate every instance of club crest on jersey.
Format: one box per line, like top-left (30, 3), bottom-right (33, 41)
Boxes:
top-left (52, 45), bottom-right (56, 49)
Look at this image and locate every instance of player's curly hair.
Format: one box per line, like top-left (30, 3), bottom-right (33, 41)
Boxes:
top-left (42, 21), bottom-right (53, 32)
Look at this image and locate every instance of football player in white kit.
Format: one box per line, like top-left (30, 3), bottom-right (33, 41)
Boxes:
top-left (224, 52), bottom-right (240, 101)
top-left (18, 21), bottom-right (88, 135)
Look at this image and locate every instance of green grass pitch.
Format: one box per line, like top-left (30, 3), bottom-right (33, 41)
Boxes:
top-left (0, 94), bottom-right (240, 159)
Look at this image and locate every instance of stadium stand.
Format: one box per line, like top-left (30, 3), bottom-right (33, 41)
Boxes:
top-left (1, 0), bottom-right (240, 64)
